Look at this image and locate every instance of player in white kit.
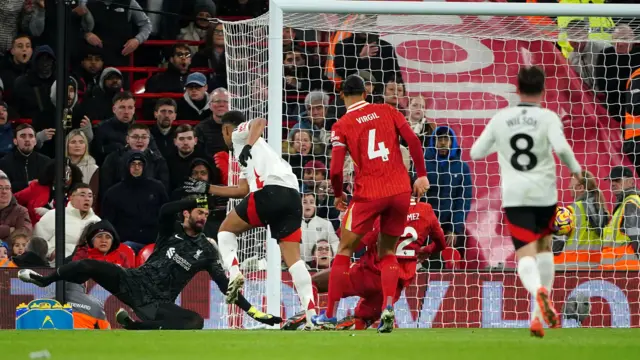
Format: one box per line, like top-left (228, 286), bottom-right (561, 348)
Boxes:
top-left (470, 66), bottom-right (583, 337)
top-left (205, 110), bottom-right (317, 330)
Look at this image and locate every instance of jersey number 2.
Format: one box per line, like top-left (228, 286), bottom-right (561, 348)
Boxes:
top-left (396, 226), bottom-right (418, 257)
top-left (510, 133), bottom-right (538, 171)
top-left (368, 129), bottom-right (390, 161)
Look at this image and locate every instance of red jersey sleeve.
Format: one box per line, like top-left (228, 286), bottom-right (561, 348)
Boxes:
top-left (425, 205), bottom-right (446, 253)
top-left (330, 123), bottom-right (347, 198)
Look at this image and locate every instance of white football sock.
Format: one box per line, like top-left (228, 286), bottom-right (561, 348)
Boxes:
top-left (533, 252), bottom-right (555, 321)
top-left (536, 252), bottom-right (555, 290)
top-left (517, 256), bottom-right (542, 295)
top-left (288, 260), bottom-right (317, 325)
top-left (217, 231), bottom-right (241, 279)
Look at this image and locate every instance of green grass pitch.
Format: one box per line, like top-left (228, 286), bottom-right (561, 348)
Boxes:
top-left (2, 329), bottom-right (639, 360)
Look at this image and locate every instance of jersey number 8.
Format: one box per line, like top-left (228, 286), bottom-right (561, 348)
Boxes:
top-left (368, 129), bottom-right (390, 161)
top-left (510, 133), bottom-right (537, 171)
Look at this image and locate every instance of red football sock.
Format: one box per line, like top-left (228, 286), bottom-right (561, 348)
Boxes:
top-left (379, 254), bottom-right (400, 309)
top-left (326, 254), bottom-right (350, 318)
top-left (312, 283), bottom-right (319, 312)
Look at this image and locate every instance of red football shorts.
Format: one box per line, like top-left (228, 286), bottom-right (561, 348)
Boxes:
top-left (344, 262), bottom-right (405, 321)
top-left (343, 192), bottom-right (411, 236)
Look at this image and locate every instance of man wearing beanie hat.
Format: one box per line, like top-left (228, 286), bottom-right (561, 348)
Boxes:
top-left (19, 195), bottom-right (282, 330)
top-left (101, 151), bottom-right (168, 253)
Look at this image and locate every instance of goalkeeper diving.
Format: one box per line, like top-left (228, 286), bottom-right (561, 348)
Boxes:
top-left (19, 195), bottom-right (281, 329)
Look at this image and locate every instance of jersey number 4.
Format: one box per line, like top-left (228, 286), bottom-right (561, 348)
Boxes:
top-left (396, 226), bottom-right (418, 257)
top-left (510, 133), bottom-right (538, 171)
top-left (368, 129), bottom-right (390, 161)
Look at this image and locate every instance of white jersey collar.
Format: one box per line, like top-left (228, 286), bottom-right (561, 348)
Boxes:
top-left (346, 100), bottom-right (369, 113)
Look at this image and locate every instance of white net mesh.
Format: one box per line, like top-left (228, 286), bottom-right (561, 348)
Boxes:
top-left (221, 9), bottom-right (640, 329)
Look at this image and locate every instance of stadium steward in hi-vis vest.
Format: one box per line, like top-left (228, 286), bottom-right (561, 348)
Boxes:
top-left (600, 166), bottom-right (640, 270)
top-left (557, 0), bottom-right (614, 58)
top-left (553, 171), bottom-right (610, 268)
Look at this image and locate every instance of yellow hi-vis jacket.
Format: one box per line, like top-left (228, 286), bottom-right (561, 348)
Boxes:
top-left (557, 0), bottom-right (614, 58)
top-left (554, 200), bottom-right (606, 267)
top-left (599, 193), bottom-right (640, 270)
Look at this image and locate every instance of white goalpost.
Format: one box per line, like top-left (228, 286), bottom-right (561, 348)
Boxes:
top-left (219, 0), bottom-right (640, 329)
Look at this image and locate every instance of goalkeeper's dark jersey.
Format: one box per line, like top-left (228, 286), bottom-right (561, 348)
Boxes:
top-left (122, 199), bottom-right (231, 306)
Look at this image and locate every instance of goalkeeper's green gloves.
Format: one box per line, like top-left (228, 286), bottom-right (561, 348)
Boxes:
top-left (247, 306), bottom-right (282, 326)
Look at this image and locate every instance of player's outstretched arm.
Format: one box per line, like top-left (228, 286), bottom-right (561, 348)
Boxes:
top-left (208, 178), bottom-right (250, 199)
top-left (329, 132), bottom-right (348, 210)
top-left (470, 120), bottom-right (495, 160)
top-left (206, 261), bottom-right (283, 326)
top-left (547, 114), bottom-right (582, 175)
top-left (245, 118), bottom-right (266, 146)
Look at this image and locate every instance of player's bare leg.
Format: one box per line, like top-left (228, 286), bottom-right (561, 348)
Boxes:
top-left (218, 209), bottom-right (254, 304)
top-left (313, 228), bottom-right (364, 329)
top-left (377, 232), bottom-right (400, 333)
top-left (531, 235), bottom-right (556, 336)
top-left (280, 238), bottom-right (317, 330)
top-left (516, 237), bottom-right (559, 331)
top-left (282, 269), bottom-right (329, 330)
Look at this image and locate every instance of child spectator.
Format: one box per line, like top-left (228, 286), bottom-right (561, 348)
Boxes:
top-left (406, 95), bottom-right (436, 148)
top-left (12, 236), bottom-right (48, 267)
top-left (0, 241), bottom-right (8, 259)
top-left (10, 230), bottom-right (29, 256)
top-left (71, 220), bottom-right (134, 268)
top-left (0, 240), bottom-right (16, 267)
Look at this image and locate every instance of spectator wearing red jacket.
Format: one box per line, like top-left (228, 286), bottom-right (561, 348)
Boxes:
top-left (72, 219), bottom-right (134, 268)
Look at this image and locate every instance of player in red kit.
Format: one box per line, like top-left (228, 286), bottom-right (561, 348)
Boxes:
top-left (286, 198), bottom-right (460, 330)
top-left (312, 74), bottom-right (430, 333)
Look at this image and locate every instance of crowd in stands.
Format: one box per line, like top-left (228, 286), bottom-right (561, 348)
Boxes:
top-left (0, 0), bottom-right (639, 275)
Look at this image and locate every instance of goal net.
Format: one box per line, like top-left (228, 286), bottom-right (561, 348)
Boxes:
top-left (220, 2), bottom-right (640, 329)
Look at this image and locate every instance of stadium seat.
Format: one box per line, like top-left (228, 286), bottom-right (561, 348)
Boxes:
top-left (118, 244), bottom-right (136, 268)
top-left (136, 243), bottom-right (156, 267)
